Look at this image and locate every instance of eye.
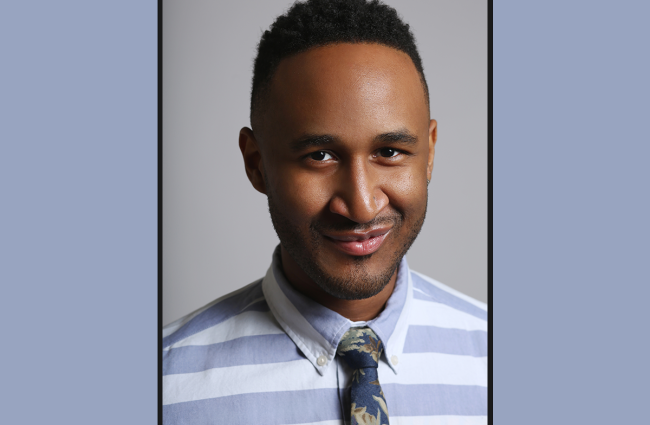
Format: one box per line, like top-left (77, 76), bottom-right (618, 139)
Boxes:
top-left (309, 151), bottom-right (333, 161)
top-left (378, 147), bottom-right (399, 158)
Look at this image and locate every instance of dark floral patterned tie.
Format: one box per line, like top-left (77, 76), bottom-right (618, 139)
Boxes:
top-left (337, 327), bottom-right (390, 425)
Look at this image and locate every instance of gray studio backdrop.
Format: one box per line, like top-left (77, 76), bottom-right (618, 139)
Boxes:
top-left (163, 0), bottom-right (487, 326)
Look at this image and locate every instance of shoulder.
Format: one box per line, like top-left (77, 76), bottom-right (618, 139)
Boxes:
top-left (404, 269), bottom-right (488, 359)
top-left (408, 269), bottom-right (487, 328)
top-left (162, 278), bottom-right (269, 350)
top-left (162, 278), bottom-right (306, 407)
top-left (410, 270), bottom-right (487, 310)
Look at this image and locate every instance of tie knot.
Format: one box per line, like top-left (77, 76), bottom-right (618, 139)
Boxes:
top-left (337, 327), bottom-right (383, 369)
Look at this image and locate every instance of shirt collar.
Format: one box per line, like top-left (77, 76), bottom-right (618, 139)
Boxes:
top-left (262, 245), bottom-right (412, 375)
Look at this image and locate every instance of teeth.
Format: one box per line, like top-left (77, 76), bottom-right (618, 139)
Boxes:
top-left (325, 228), bottom-right (390, 242)
top-left (331, 233), bottom-right (379, 242)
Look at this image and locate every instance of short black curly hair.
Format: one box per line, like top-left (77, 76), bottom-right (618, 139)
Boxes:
top-left (250, 0), bottom-right (429, 127)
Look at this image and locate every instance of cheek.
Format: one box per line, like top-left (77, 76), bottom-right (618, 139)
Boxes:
top-left (382, 167), bottom-right (427, 215)
top-left (272, 171), bottom-right (332, 223)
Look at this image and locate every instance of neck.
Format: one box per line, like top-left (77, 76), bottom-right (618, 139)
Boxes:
top-left (279, 245), bottom-right (397, 322)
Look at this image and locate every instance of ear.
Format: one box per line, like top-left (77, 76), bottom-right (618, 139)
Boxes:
top-left (239, 127), bottom-right (267, 194)
top-left (427, 119), bottom-right (437, 181)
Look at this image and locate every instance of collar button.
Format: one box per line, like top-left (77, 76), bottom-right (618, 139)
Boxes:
top-left (317, 355), bottom-right (328, 366)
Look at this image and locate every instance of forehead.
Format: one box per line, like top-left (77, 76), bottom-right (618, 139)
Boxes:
top-left (260, 43), bottom-right (428, 143)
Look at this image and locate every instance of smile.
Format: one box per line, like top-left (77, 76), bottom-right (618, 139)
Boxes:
top-left (323, 226), bottom-right (392, 256)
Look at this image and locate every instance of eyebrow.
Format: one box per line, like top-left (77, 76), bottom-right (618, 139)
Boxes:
top-left (289, 134), bottom-right (337, 152)
top-left (289, 129), bottom-right (418, 152)
top-left (373, 130), bottom-right (418, 146)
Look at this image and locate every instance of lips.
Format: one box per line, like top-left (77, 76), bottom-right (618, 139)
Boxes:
top-left (323, 227), bottom-right (392, 256)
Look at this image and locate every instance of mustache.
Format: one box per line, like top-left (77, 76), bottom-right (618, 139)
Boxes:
top-left (310, 213), bottom-right (403, 234)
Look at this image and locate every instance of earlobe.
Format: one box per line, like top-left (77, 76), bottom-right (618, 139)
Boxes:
top-left (239, 127), bottom-right (267, 194)
top-left (427, 119), bottom-right (437, 181)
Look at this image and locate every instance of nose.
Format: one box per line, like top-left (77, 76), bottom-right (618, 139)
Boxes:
top-left (328, 158), bottom-right (389, 223)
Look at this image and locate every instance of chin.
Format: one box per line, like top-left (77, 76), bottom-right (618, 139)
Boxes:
top-left (310, 262), bottom-right (397, 300)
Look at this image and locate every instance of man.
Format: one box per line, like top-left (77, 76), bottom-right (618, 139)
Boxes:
top-left (163, 0), bottom-right (487, 423)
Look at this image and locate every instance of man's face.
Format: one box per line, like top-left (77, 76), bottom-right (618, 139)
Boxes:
top-left (253, 43), bottom-right (435, 300)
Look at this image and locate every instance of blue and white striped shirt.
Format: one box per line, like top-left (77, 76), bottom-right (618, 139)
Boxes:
top-left (163, 247), bottom-right (488, 424)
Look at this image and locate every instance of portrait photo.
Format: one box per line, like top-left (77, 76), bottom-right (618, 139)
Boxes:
top-left (162, 0), bottom-right (488, 423)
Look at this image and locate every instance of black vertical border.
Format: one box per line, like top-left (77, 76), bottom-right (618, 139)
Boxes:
top-left (487, 0), bottom-right (493, 423)
top-left (158, 0), bottom-right (164, 423)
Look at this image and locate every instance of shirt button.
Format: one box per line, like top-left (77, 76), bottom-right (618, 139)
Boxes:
top-left (317, 355), bottom-right (328, 366)
top-left (391, 355), bottom-right (399, 365)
